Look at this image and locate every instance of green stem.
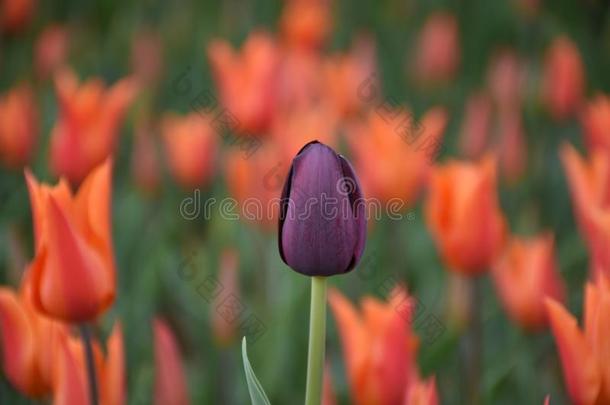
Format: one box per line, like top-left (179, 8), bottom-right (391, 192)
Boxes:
top-left (79, 325), bottom-right (99, 405)
top-left (304, 276), bottom-right (327, 405)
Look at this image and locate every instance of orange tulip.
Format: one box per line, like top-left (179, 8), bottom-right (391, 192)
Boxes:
top-left (130, 29), bottom-right (163, 86)
top-left (280, 0), bottom-right (331, 51)
top-left (403, 377), bottom-right (439, 405)
top-left (225, 140), bottom-right (284, 230)
top-left (347, 106), bottom-right (448, 205)
top-left (322, 36), bottom-right (377, 118)
top-left (542, 36), bottom-right (584, 121)
top-left (425, 155), bottom-right (507, 274)
top-left (52, 322), bottom-right (124, 405)
top-left (492, 234), bottom-right (565, 330)
top-left (50, 69), bottom-right (136, 185)
top-left (26, 159), bottom-right (116, 322)
top-left (412, 11), bottom-right (460, 85)
top-left (211, 249), bottom-right (240, 346)
top-left (487, 49), bottom-right (524, 111)
top-left (161, 112), bottom-right (218, 190)
top-left (560, 143), bottom-right (610, 277)
top-left (497, 107), bottom-right (527, 181)
top-left (0, 83), bottom-right (38, 168)
top-left (154, 318), bottom-right (190, 405)
top-left (35, 24), bottom-right (69, 79)
top-left (581, 94), bottom-right (610, 156)
top-left (545, 276), bottom-right (610, 404)
top-left (329, 287), bottom-right (435, 405)
top-left (207, 31), bottom-right (279, 135)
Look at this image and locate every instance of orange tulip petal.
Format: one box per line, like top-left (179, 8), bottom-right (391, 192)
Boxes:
top-left (154, 318), bottom-right (190, 405)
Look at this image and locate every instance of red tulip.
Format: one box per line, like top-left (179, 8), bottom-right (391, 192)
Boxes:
top-left (26, 159), bottom-right (116, 322)
top-left (50, 69), bottom-right (136, 185)
top-left (542, 36), bottom-right (585, 121)
top-left (487, 49), bottom-right (524, 111)
top-left (154, 318), bottom-right (190, 405)
top-left (492, 234), bottom-right (565, 330)
top-left (425, 155), bottom-right (507, 274)
top-left (497, 107), bottom-right (527, 181)
top-left (0, 83), bottom-right (38, 168)
top-left (161, 112), bottom-right (218, 190)
top-left (0, 0), bottom-right (35, 34)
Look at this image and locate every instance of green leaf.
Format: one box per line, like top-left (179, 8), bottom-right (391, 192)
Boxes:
top-left (241, 337), bottom-right (271, 405)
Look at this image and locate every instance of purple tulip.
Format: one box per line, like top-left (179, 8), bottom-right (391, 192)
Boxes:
top-left (278, 141), bottom-right (367, 276)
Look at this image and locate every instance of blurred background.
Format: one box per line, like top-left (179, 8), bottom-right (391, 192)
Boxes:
top-left (1, 0), bottom-right (610, 404)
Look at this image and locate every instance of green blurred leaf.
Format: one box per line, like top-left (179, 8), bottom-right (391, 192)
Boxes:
top-left (241, 337), bottom-right (271, 405)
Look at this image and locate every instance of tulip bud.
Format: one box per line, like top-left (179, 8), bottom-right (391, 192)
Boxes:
top-left (278, 141), bottom-right (366, 276)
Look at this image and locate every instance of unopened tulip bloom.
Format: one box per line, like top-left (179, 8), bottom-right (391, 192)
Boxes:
top-left (581, 94), bottom-right (610, 155)
top-left (50, 69), bottom-right (136, 185)
top-left (542, 36), bottom-right (584, 120)
top-left (154, 318), bottom-right (190, 405)
top-left (412, 11), bottom-right (460, 85)
top-left (347, 107), bottom-right (448, 205)
top-left (0, 83), bottom-right (38, 168)
top-left (329, 287), bottom-right (437, 405)
top-left (459, 92), bottom-right (492, 160)
top-left (497, 107), bottom-right (527, 181)
top-left (207, 31), bottom-right (278, 135)
top-left (492, 234), bottom-right (565, 330)
top-left (161, 113), bottom-right (218, 190)
top-left (0, 0), bottom-right (35, 34)
top-left (425, 155), bottom-right (507, 274)
top-left (545, 276), bottom-right (610, 405)
top-left (487, 49), bottom-right (524, 111)
top-left (278, 141), bottom-right (366, 277)
top-left (26, 159), bottom-right (116, 322)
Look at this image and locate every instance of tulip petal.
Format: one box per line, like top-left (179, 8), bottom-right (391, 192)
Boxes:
top-left (545, 298), bottom-right (601, 405)
top-left (102, 322), bottom-right (125, 405)
top-left (53, 337), bottom-right (89, 405)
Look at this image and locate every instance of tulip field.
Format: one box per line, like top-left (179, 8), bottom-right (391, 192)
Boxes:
top-left (2, 0), bottom-right (610, 404)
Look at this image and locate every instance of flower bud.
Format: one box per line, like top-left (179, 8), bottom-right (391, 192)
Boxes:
top-left (278, 141), bottom-right (366, 276)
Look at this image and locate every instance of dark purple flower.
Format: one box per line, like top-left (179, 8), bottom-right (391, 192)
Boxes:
top-left (278, 141), bottom-right (367, 276)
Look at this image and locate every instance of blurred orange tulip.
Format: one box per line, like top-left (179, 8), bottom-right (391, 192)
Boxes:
top-left (329, 287), bottom-right (436, 405)
top-left (497, 107), bottom-right (527, 181)
top-left (130, 29), bottom-right (164, 86)
top-left (0, 285), bottom-right (60, 398)
top-left (26, 159), bottom-right (116, 322)
top-left (581, 94), bottom-right (610, 156)
top-left (403, 377), bottom-right (439, 405)
top-left (412, 11), bottom-right (460, 85)
top-left (280, 0), bottom-right (331, 51)
top-left (347, 106), bottom-right (448, 205)
top-left (154, 318), bottom-right (190, 405)
top-left (161, 112), bottom-right (218, 190)
top-left (323, 36), bottom-right (377, 118)
top-left (425, 155), bottom-right (507, 274)
top-left (211, 249), bottom-right (240, 346)
top-left (225, 141), bottom-right (284, 230)
top-left (53, 322), bottom-right (124, 405)
top-left (542, 36), bottom-right (584, 121)
top-left (560, 143), bottom-right (610, 277)
top-left (207, 31), bottom-right (279, 135)
top-left (0, 83), bottom-right (38, 169)
top-left (50, 69), bottom-right (136, 185)
top-left (0, 0), bottom-right (35, 33)
top-left (492, 234), bottom-right (565, 330)
top-left (545, 276), bottom-right (610, 404)
top-left (487, 49), bottom-right (524, 111)
top-left (35, 24), bottom-right (69, 79)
